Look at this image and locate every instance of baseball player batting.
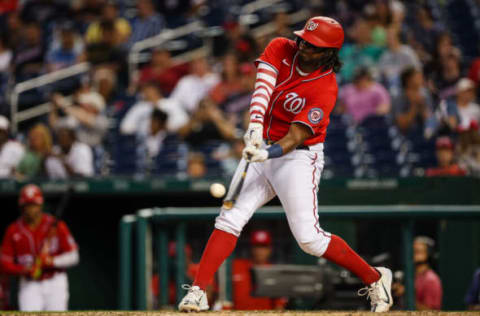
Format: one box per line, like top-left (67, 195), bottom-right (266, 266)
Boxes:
top-left (179, 17), bottom-right (393, 312)
top-left (0, 184), bottom-right (79, 311)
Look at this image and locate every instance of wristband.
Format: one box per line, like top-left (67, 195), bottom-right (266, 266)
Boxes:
top-left (266, 143), bottom-right (283, 159)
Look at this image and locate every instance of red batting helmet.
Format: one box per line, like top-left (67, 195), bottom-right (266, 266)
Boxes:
top-left (294, 16), bottom-right (344, 49)
top-left (19, 184), bottom-right (44, 206)
top-left (250, 230), bottom-right (272, 246)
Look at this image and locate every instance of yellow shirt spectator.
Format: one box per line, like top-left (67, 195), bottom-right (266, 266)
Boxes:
top-left (86, 18), bottom-right (131, 44)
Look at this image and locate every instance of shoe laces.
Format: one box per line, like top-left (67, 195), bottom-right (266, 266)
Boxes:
top-left (182, 284), bottom-right (203, 298)
top-left (358, 283), bottom-right (381, 304)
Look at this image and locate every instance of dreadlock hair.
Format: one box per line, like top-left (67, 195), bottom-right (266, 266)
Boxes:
top-left (295, 38), bottom-right (343, 73)
top-left (319, 48), bottom-right (342, 73)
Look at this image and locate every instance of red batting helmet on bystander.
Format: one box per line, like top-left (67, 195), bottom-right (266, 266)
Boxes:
top-left (294, 16), bottom-right (344, 49)
top-left (18, 184), bottom-right (44, 206)
top-left (250, 230), bottom-right (272, 246)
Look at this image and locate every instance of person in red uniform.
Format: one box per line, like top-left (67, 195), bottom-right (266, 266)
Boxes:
top-left (425, 136), bottom-right (466, 177)
top-left (232, 230), bottom-right (287, 310)
top-left (0, 184), bottom-right (79, 311)
top-left (179, 17), bottom-right (393, 313)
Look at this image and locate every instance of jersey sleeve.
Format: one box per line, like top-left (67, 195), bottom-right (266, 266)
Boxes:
top-left (0, 226), bottom-right (27, 275)
top-left (255, 37), bottom-right (290, 73)
top-left (292, 94), bottom-right (336, 135)
top-left (57, 221), bottom-right (78, 253)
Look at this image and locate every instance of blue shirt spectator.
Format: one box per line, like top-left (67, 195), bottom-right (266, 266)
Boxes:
top-left (127, 0), bottom-right (165, 48)
top-left (46, 23), bottom-right (83, 72)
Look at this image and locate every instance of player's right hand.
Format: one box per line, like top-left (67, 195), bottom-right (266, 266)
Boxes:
top-left (244, 122), bottom-right (264, 148)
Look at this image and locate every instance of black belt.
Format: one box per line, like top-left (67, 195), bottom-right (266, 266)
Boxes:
top-left (266, 140), bottom-right (309, 151)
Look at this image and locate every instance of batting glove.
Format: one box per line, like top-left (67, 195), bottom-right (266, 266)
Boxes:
top-left (244, 122), bottom-right (264, 148)
top-left (243, 145), bottom-right (268, 162)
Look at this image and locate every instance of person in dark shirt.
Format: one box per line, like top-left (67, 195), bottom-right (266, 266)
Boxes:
top-left (14, 22), bottom-right (45, 80)
top-left (465, 268), bottom-right (480, 310)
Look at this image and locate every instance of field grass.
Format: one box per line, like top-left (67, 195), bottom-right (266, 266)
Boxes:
top-left (1, 311), bottom-right (478, 316)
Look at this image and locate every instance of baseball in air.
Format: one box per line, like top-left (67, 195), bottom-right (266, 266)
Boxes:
top-left (210, 183), bottom-right (226, 198)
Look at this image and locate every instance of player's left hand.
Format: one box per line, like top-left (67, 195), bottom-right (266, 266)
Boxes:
top-left (243, 146), bottom-right (268, 162)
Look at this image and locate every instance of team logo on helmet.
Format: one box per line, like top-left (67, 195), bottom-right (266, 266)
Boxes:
top-left (308, 108), bottom-right (324, 124)
top-left (306, 21), bottom-right (318, 31)
top-left (283, 92), bottom-right (306, 114)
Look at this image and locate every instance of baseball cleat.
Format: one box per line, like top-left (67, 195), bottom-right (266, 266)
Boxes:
top-left (178, 285), bottom-right (209, 312)
top-left (358, 267), bottom-right (393, 312)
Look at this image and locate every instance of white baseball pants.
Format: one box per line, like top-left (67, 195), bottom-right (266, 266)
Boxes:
top-left (215, 143), bottom-right (332, 256)
top-left (19, 272), bottom-right (69, 311)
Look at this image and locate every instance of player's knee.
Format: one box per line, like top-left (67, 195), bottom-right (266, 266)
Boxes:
top-left (298, 236), bottom-right (331, 257)
top-left (214, 209), bottom-right (247, 237)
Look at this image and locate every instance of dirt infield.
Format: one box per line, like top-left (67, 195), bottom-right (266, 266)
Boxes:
top-left (1, 311), bottom-right (478, 316)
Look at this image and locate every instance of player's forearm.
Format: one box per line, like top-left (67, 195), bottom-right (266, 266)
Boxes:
top-left (271, 123), bottom-right (311, 157)
top-left (249, 63), bottom-right (277, 124)
top-left (0, 260), bottom-right (29, 275)
top-left (53, 249), bottom-right (79, 268)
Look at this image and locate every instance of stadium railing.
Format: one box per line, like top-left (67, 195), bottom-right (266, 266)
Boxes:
top-left (118, 205), bottom-right (480, 311)
top-left (9, 62), bottom-right (91, 134)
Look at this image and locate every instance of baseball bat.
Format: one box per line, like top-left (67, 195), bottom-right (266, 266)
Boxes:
top-left (222, 161), bottom-right (250, 210)
top-left (33, 185), bottom-right (74, 279)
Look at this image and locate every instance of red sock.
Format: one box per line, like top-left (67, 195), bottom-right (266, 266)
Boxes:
top-left (323, 234), bottom-right (380, 285)
top-left (193, 229), bottom-right (238, 290)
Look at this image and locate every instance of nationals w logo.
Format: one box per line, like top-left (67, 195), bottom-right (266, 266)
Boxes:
top-left (283, 92), bottom-right (306, 114)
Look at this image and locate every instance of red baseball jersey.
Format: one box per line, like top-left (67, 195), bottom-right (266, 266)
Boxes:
top-left (0, 213), bottom-right (77, 279)
top-left (255, 37), bottom-right (338, 145)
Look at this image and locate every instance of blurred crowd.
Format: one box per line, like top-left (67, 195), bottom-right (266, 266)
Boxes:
top-left (0, 0), bottom-right (479, 180)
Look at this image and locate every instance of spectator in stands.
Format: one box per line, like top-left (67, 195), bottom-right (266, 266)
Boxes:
top-left (458, 120), bottom-right (480, 177)
top-left (170, 56), bottom-right (220, 113)
top-left (465, 268), bottom-right (480, 310)
top-left (378, 25), bottom-right (420, 97)
top-left (0, 0), bottom-right (17, 14)
top-left (337, 67), bottom-right (391, 124)
top-left (49, 90), bottom-right (109, 148)
top-left (84, 20), bottom-right (125, 67)
top-left (136, 108), bottom-right (169, 172)
top-left (120, 82), bottom-right (188, 136)
top-left (213, 138), bottom-right (245, 176)
top-left (186, 152), bottom-right (207, 179)
top-left (393, 67), bottom-right (433, 134)
top-left (429, 49), bottom-right (462, 100)
top-left (92, 67), bottom-right (119, 107)
top-left (213, 20), bottom-right (258, 62)
top-left (424, 32), bottom-right (460, 78)
top-left (425, 136), bottom-right (466, 177)
top-left (256, 6), bottom-right (293, 50)
top-left (45, 124), bottom-right (94, 179)
top-left (0, 35), bottom-right (12, 72)
top-left (454, 78), bottom-right (480, 132)
top-left (127, 0), bottom-right (165, 48)
top-left (221, 62), bottom-right (256, 128)
top-left (13, 22), bottom-right (45, 80)
top-left (209, 53), bottom-right (243, 105)
top-left (232, 230), bottom-right (287, 310)
top-left (46, 23), bottom-right (83, 72)
top-left (408, 5), bottom-right (443, 64)
top-left (178, 97), bottom-right (237, 146)
top-left (137, 48), bottom-right (190, 96)
top-left (413, 236), bottom-right (442, 310)
top-left (16, 124), bottom-right (52, 180)
top-left (339, 17), bottom-right (384, 83)
top-left (468, 53), bottom-right (480, 87)
top-left (4, 12), bottom-right (23, 53)
top-left (0, 116), bottom-right (24, 178)
top-left (85, 2), bottom-right (131, 45)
